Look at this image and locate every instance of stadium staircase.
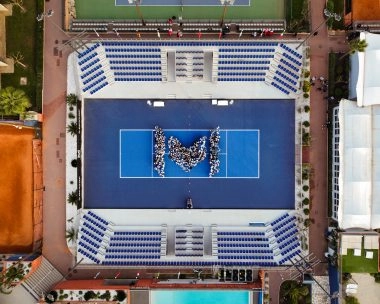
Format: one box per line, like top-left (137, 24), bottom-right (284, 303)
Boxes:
top-left (174, 225), bottom-right (204, 256)
top-left (212, 51), bottom-right (219, 82)
top-left (22, 257), bottom-right (64, 300)
top-left (160, 49), bottom-right (168, 82)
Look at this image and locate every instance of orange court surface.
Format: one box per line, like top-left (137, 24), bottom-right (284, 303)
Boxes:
top-left (351, 0), bottom-right (380, 20)
top-left (0, 124), bottom-right (35, 253)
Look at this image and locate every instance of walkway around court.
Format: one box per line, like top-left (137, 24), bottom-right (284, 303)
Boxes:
top-left (268, 0), bottom-right (348, 303)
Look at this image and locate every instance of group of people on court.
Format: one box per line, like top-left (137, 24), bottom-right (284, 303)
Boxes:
top-left (209, 127), bottom-right (221, 177)
top-left (168, 135), bottom-right (207, 172)
top-left (153, 126), bottom-right (166, 177)
top-left (153, 126), bottom-right (221, 176)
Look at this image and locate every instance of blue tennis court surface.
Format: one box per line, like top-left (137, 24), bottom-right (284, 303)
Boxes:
top-left (84, 99), bottom-right (294, 209)
top-left (115, 0), bottom-right (250, 6)
top-left (120, 129), bottom-right (259, 178)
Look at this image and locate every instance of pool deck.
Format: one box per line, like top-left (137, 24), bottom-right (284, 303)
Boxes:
top-left (136, 278), bottom-right (262, 289)
top-left (54, 277), bottom-right (261, 290)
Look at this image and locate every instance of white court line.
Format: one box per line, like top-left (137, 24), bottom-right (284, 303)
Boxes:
top-left (151, 130), bottom-right (153, 177)
top-left (225, 130), bottom-right (260, 178)
top-left (119, 129), bottom-right (122, 179)
top-left (119, 129), bottom-right (259, 178)
top-left (225, 130), bottom-right (228, 178)
top-left (257, 129), bottom-right (260, 179)
top-left (119, 176), bottom-right (258, 179)
top-left (119, 128), bottom-right (258, 131)
top-left (114, 0), bottom-right (250, 7)
top-left (151, 152), bottom-right (228, 155)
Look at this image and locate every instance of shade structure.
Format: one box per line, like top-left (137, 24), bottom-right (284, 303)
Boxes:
top-left (356, 32), bottom-right (380, 107)
top-left (338, 99), bottom-right (380, 229)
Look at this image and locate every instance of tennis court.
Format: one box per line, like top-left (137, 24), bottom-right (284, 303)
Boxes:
top-left (120, 129), bottom-right (259, 178)
top-left (116, 0), bottom-right (250, 5)
top-left (75, 0), bottom-right (284, 20)
top-left (83, 99), bottom-right (294, 210)
top-left (0, 125), bottom-right (35, 253)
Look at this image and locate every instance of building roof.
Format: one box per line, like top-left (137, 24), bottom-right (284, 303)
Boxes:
top-left (357, 32), bottom-right (380, 107)
top-left (338, 99), bottom-right (380, 229)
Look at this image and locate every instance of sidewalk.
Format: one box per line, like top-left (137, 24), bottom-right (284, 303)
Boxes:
top-left (268, 1), bottom-right (348, 303)
top-left (42, 1), bottom-right (75, 274)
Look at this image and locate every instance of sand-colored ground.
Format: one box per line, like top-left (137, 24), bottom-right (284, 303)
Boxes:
top-left (352, 273), bottom-right (380, 303)
top-left (352, 0), bottom-right (380, 20)
top-left (0, 124), bottom-right (34, 253)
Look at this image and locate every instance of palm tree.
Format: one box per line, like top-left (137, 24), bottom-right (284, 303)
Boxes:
top-left (10, 52), bottom-right (27, 69)
top-left (8, 0), bottom-right (26, 13)
top-left (281, 281), bottom-right (309, 304)
top-left (0, 86), bottom-right (31, 116)
top-left (67, 190), bottom-right (80, 207)
top-left (66, 227), bottom-right (78, 243)
top-left (67, 121), bottom-right (79, 135)
top-left (66, 94), bottom-right (78, 107)
top-left (339, 38), bottom-right (368, 60)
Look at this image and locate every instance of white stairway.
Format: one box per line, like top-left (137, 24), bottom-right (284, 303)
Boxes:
top-left (22, 257), bottom-right (63, 300)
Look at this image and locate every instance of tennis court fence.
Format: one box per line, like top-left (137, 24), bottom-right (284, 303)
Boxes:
top-left (70, 19), bottom-right (286, 33)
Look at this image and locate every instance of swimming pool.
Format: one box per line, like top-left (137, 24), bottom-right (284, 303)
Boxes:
top-left (151, 290), bottom-right (251, 304)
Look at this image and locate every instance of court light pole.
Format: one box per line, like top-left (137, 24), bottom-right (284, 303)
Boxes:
top-left (219, 0), bottom-right (235, 27)
top-left (296, 8), bottom-right (341, 50)
top-left (128, 0), bottom-right (146, 26)
top-left (37, 9), bottom-right (70, 38)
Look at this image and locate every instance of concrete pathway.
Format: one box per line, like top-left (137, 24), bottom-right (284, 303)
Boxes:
top-left (42, 0), bottom-right (75, 275)
top-left (268, 1), bottom-right (348, 303)
top-left (351, 273), bottom-right (380, 303)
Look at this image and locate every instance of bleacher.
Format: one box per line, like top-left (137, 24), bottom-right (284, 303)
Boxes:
top-left (77, 210), bottom-right (114, 264)
top-left (266, 213), bottom-right (302, 265)
top-left (217, 43), bottom-right (276, 82)
top-left (175, 50), bottom-right (204, 80)
top-left (213, 228), bottom-right (276, 266)
top-left (76, 40), bottom-right (303, 95)
top-left (102, 41), bottom-right (162, 82)
top-left (175, 226), bottom-right (204, 257)
top-left (77, 43), bottom-right (112, 94)
top-left (77, 210), bottom-right (302, 267)
top-left (265, 43), bottom-right (303, 95)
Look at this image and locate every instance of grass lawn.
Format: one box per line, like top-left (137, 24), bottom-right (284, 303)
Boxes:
top-left (341, 249), bottom-right (379, 273)
top-left (285, 0), bottom-right (305, 20)
top-left (285, 0), bottom-right (309, 32)
top-left (326, 0), bottom-right (345, 30)
top-left (328, 52), bottom-right (349, 100)
top-left (75, 0), bottom-right (284, 20)
top-left (1, 0), bottom-right (44, 112)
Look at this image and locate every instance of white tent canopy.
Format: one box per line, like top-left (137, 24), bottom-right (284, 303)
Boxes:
top-left (338, 99), bottom-right (380, 229)
top-left (357, 32), bottom-right (380, 107)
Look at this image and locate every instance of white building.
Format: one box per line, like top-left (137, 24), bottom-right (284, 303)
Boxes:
top-left (333, 32), bottom-right (380, 229)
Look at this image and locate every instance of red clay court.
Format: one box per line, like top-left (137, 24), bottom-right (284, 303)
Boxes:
top-left (0, 124), bottom-right (38, 253)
